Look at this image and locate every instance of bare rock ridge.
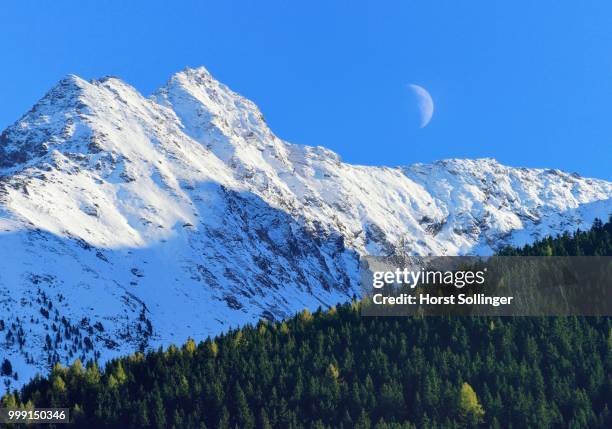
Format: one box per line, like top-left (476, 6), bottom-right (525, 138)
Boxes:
top-left (1, 66), bottom-right (611, 387)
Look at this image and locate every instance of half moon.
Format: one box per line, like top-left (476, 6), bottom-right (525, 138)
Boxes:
top-left (408, 84), bottom-right (434, 128)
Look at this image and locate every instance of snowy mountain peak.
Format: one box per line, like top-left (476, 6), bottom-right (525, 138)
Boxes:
top-left (153, 66), bottom-right (272, 147)
top-left (47, 73), bottom-right (89, 96)
top-left (0, 74), bottom-right (154, 172)
top-left (1, 66), bottom-right (611, 388)
top-left (0, 75), bottom-right (87, 169)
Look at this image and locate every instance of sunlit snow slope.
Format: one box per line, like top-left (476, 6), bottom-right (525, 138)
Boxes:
top-left (1, 67), bottom-right (611, 387)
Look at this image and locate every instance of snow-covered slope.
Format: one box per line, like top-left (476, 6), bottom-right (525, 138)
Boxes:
top-left (1, 66), bottom-right (610, 387)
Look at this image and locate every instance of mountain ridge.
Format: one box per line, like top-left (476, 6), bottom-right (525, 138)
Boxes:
top-left (0, 66), bottom-right (611, 388)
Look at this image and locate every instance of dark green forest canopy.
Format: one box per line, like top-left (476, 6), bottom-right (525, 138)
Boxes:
top-left (2, 216), bottom-right (611, 429)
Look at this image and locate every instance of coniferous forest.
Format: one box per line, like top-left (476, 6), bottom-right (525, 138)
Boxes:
top-left (2, 217), bottom-right (611, 429)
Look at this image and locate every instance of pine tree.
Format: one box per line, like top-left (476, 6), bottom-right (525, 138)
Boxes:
top-left (234, 383), bottom-right (255, 429)
top-left (458, 382), bottom-right (484, 423)
top-left (0, 358), bottom-right (12, 376)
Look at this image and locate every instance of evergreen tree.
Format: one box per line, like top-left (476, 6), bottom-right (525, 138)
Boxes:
top-left (458, 382), bottom-right (485, 425)
top-left (1, 358), bottom-right (12, 376)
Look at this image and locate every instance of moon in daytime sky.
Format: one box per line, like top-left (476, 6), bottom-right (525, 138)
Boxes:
top-left (408, 84), bottom-right (434, 128)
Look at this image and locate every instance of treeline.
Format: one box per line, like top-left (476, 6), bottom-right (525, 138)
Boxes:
top-left (2, 217), bottom-right (611, 429)
top-left (499, 215), bottom-right (612, 256)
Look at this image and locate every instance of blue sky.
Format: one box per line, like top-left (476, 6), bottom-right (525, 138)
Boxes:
top-left (1, 1), bottom-right (611, 179)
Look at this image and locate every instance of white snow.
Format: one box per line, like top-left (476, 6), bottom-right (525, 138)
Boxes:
top-left (0, 66), bottom-right (610, 388)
